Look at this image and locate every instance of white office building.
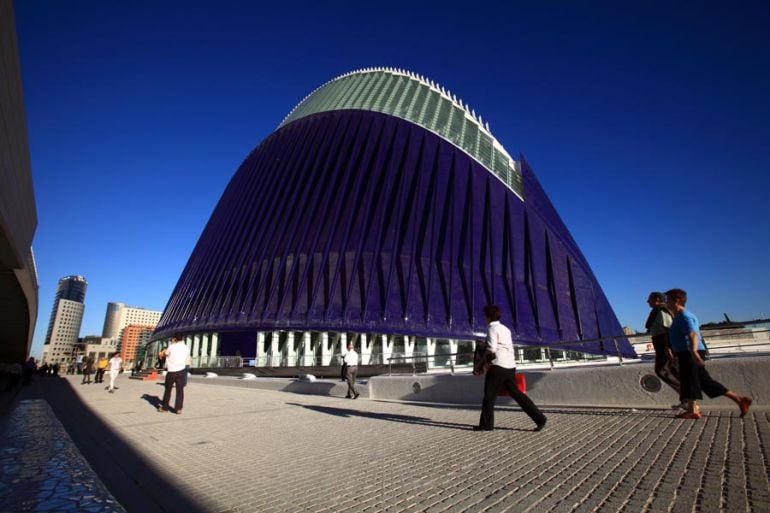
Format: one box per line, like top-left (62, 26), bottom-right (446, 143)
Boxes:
top-left (102, 302), bottom-right (162, 346)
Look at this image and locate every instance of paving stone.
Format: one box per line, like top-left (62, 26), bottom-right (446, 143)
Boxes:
top-left (3, 376), bottom-right (770, 512)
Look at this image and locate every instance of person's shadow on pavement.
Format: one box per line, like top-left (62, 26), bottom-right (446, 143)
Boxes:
top-left (286, 403), bottom-right (529, 431)
top-left (141, 394), bottom-right (162, 410)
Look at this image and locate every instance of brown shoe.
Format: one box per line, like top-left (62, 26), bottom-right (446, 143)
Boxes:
top-left (739, 397), bottom-right (752, 418)
top-left (157, 406), bottom-right (168, 412)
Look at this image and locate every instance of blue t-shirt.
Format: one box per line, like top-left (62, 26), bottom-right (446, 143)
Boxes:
top-left (668, 310), bottom-right (706, 352)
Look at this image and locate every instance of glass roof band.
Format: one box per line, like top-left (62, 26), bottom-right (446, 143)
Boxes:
top-left (279, 68), bottom-right (523, 200)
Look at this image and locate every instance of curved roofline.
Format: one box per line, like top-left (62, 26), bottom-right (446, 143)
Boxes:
top-left (279, 67), bottom-right (523, 198)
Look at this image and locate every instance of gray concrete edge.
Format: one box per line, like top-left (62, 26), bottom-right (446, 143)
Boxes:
top-left (190, 356), bottom-right (770, 411)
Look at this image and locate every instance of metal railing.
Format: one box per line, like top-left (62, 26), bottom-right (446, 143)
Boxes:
top-left (239, 353), bottom-right (388, 368)
top-left (386, 324), bottom-right (770, 375)
top-left (192, 355), bottom-right (243, 368)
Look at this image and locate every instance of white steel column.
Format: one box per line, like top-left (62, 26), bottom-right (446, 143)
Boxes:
top-left (302, 332), bottom-right (311, 366)
top-left (256, 332), bottom-right (266, 367)
top-left (270, 331), bottom-right (280, 366)
top-left (192, 334), bottom-right (200, 360)
top-left (339, 332), bottom-right (347, 365)
top-left (320, 332), bottom-right (331, 366)
top-left (382, 334), bottom-right (393, 367)
top-left (360, 333), bottom-right (370, 365)
top-left (404, 335), bottom-right (415, 359)
top-left (286, 332), bottom-right (296, 366)
top-left (199, 333), bottom-right (209, 366)
top-left (449, 339), bottom-right (458, 368)
top-left (210, 333), bottom-right (219, 365)
top-left (426, 338), bottom-right (436, 370)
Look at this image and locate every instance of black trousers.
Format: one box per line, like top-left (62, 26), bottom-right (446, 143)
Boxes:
top-left (162, 369), bottom-right (186, 411)
top-left (651, 334), bottom-right (680, 394)
top-left (676, 350), bottom-right (728, 401)
top-left (479, 365), bottom-right (546, 429)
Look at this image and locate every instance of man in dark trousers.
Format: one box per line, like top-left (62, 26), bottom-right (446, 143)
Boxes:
top-left (158, 334), bottom-right (189, 414)
top-left (474, 304), bottom-right (547, 432)
top-left (645, 291), bottom-right (682, 408)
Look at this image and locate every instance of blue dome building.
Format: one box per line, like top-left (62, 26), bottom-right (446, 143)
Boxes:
top-left (151, 68), bottom-right (634, 369)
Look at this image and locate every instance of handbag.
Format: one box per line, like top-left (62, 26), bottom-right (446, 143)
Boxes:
top-left (472, 340), bottom-right (496, 375)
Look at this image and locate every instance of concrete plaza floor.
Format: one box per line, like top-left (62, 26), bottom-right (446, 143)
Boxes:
top-left (2, 374), bottom-right (770, 512)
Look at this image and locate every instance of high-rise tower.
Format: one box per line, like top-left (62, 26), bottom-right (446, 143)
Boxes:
top-left (42, 275), bottom-right (87, 364)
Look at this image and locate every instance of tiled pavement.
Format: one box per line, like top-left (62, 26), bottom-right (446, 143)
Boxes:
top-left (2, 375), bottom-right (769, 513)
top-left (0, 399), bottom-right (125, 512)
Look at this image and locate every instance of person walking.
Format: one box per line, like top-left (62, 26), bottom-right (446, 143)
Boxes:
top-left (158, 334), bottom-right (189, 414)
top-left (474, 304), bottom-right (547, 432)
top-left (95, 355), bottom-right (108, 384)
top-left (342, 342), bottom-right (359, 399)
top-left (81, 356), bottom-right (94, 384)
top-left (22, 357), bottom-right (36, 385)
top-left (107, 353), bottom-right (123, 393)
top-left (665, 289), bottom-right (752, 419)
top-left (645, 292), bottom-right (682, 407)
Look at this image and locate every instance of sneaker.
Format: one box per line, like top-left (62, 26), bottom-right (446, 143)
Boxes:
top-left (353, 393), bottom-right (360, 399)
top-left (534, 420), bottom-right (547, 432)
top-left (157, 406), bottom-right (168, 413)
top-left (739, 397), bottom-right (752, 418)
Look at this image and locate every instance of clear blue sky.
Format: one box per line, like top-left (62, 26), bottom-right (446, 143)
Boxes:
top-left (15, 0), bottom-right (770, 358)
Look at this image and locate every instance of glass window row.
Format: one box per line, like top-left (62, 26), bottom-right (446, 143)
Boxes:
top-left (281, 71), bottom-right (522, 198)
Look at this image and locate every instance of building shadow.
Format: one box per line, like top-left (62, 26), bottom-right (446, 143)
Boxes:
top-left (285, 402), bottom-right (530, 432)
top-left (19, 378), bottom-right (208, 513)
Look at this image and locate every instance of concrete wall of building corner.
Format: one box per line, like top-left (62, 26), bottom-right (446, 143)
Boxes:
top-left (0, 0), bottom-right (37, 264)
top-left (367, 356), bottom-right (770, 409)
top-left (15, 264), bottom-right (37, 351)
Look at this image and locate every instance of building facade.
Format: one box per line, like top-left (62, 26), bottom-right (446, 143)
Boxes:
top-left (78, 336), bottom-right (118, 363)
top-left (119, 325), bottom-right (155, 366)
top-left (0, 0), bottom-right (38, 363)
top-left (151, 68), bottom-right (634, 368)
top-left (41, 276), bottom-right (87, 364)
top-left (102, 302), bottom-right (162, 346)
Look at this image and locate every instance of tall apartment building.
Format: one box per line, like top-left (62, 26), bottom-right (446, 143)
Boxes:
top-left (102, 302), bottom-right (162, 348)
top-left (120, 325), bottom-right (155, 366)
top-left (41, 276), bottom-right (88, 364)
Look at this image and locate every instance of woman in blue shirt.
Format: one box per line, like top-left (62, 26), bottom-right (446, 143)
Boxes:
top-left (665, 289), bottom-right (752, 419)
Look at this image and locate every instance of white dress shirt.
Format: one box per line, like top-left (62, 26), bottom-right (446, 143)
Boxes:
top-left (165, 341), bottom-right (189, 372)
top-left (487, 321), bottom-right (517, 369)
top-left (343, 350), bottom-right (359, 366)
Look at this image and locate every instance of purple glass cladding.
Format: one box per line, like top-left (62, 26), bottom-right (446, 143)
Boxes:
top-left (154, 110), bottom-right (634, 357)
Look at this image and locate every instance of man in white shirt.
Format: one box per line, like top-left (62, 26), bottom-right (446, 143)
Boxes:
top-left (107, 353), bottom-right (122, 393)
top-left (474, 304), bottom-right (547, 432)
top-left (342, 342), bottom-right (359, 399)
top-left (158, 334), bottom-right (189, 414)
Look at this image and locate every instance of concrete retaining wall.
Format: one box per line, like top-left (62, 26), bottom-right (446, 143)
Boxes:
top-left (368, 356), bottom-right (770, 409)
